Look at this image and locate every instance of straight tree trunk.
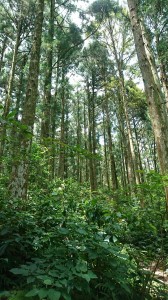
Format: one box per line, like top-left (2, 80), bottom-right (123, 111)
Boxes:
top-left (84, 99), bottom-right (89, 182)
top-left (127, 0), bottom-right (168, 209)
top-left (0, 36), bottom-right (7, 73)
top-left (107, 20), bottom-right (140, 186)
top-left (102, 108), bottom-right (110, 188)
top-left (41, 0), bottom-right (55, 139)
top-left (103, 91), bottom-right (118, 190)
top-left (58, 69), bottom-right (66, 179)
top-left (0, 20), bottom-right (22, 162)
top-left (50, 66), bottom-right (59, 180)
top-left (87, 77), bottom-right (97, 191)
top-left (132, 118), bottom-right (144, 183)
top-left (76, 91), bottom-right (82, 182)
top-left (9, 0), bottom-right (44, 199)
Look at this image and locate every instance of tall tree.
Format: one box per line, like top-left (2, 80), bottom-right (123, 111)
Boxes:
top-left (9, 0), bottom-right (44, 199)
top-left (41, 0), bottom-right (55, 140)
top-left (127, 0), bottom-right (168, 208)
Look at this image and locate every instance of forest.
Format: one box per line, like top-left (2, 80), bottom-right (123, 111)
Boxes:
top-left (0, 0), bottom-right (168, 299)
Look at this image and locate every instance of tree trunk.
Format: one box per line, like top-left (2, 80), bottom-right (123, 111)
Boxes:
top-left (0, 20), bottom-right (22, 162)
top-left (41, 0), bottom-right (55, 139)
top-left (50, 66), bottom-right (59, 180)
top-left (108, 20), bottom-right (140, 186)
top-left (0, 36), bottom-right (7, 74)
top-left (103, 92), bottom-right (118, 190)
top-left (132, 118), bottom-right (144, 183)
top-left (76, 91), bottom-right (82, 182)
top-left (84, 99), bottom-right (89, 182)
top-left (127, 0), bottom-right (168, 209)
top-left (9, 0), bottom-right (44, 199)
top-left (102, 107), bottom-right (110, 188)
top-left (87, 77), bottom-right (97, 191)
top-left (58, 69), bottom-right (66, 179)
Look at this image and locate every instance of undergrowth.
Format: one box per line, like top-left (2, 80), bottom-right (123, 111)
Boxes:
top-left (0, 176), bottom-right (168, 299)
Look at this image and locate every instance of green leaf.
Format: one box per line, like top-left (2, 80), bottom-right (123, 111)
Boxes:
top-left (9, 291), bottom-right (27, 300)
top-left (113, 236), bottom-right (118, 243)
top-left (25, 289), bottom-right (39, 297)
top-left (27, 276), bottom-right (35, 284)
top-left (48, 270), bottom-right (59, 277)
top-left (58, 228), bottom-right (69, 234)
top-left (120, 282), bottom-right (131, 294)
top-left (76, 260), bottom-right (87, 273)
top-left (44, 278), bottom-right (53, 285)
top-left (10, 268), bottom-right (29, 276)
top-left (38, 288), bottom-right (48, 299)
top-left (76, 228), bottom-right (87, 235)
top-left (61, 293), bottom-right (71, 300)
top-left (0, 291), bottom-right (11, 297)
top-left (48, 289), bottom-right (61, 300)
top-left (80, 271), bottom-right (97, 282)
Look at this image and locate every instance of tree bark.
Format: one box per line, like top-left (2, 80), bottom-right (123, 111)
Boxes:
top-left (9, 0), bottom-right (44, 199)
top-left (0, 36), bottom-right (7, 74)
top-left (58, 68), bottom-right (66, 179)
top-left (102, 107), bottom-right (110, 188)
top-left (103, 91), bottom-right (118, 190)
top-left (41, 0), bottom-right (55, 139)
top-left (0, 20), bottom-right (22, 163)
top-left (127, 0), bottom-right (168, 209)
top-left (87, 76), bottom-right (97, 191)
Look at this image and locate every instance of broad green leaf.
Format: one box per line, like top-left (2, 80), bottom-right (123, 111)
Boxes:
top-left (120, 283), bottom-right (131, 294)
top-left (0, 291), bottom-right (11, 297)
top-left (80, 271), bottom-right (97, 282)
top-left (10, 268), bottom-right (29, 276)
top-left (61, 293), bottom-right (71, 300)
top-left (113, 236), bottom-right (118, 243)
top-left (44, 278), bottom-right (53, 285)
top-left (58, 228), bottom-right (69, 234)
top-left (48, 289), bottom-right (61, 300)
top-left (76, 228), bottom-right (87, 235)
top-left (9, 291), bottom-right (27, 300)
top-left (76, 260), bottom-right (87, 273)
top-left (25, 289), bottom-right (39, 297)
top-left (38, 288), bottom-right (48, 299)
top-left (27, 276), bottom-right (35, 284)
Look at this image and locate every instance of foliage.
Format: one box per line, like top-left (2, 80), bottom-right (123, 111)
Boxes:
top-left (0, 0), bottom-right (168, 299)
top-left (0, 178), bottom-right (168, 299)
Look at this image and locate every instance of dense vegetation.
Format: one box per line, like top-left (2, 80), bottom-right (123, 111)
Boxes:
top-left (0, 0), bottom-right (168, 299)
top-left (0, 177), bottom-right (168, 299)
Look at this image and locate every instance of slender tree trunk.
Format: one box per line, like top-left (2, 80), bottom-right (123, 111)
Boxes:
top-left (9, 0), bottom-right (44, 199)
top-left (10, 55), bottom-right (27, 159)
top-left (107, 20), bottom-right (139, 185)
top-left (159, 62), bottom-right (168, 111)
top-left (4, 21), bottom-right (22, 118)
top-left (127, 0), bottom-right (168, 209)
top-left (64, 103), bottom-right (69, 179)
top-left (132, 118), bottom-right (144, 183)
top-left (76, 92), bottom-right (82, 182)
top-left (58, 69), bottom-right (66, 179)
top-left (91, 73), bottom-right (97, 187)
top-left (87, 77), bottom-right (97, 191)
top-left (50, 67), bottom-right (59, 180)
top-left (41, 0), bottom-right (55, 139)
top-left (103, 93), bottom-right (118, 190)
top-left (84, 99), bottom-right (89, 182)
top-left (117, 100), bottom-right (130, 187)
top-left (102, 107), bottom-right (110, 188)
top-left (0, 36), bottom-right (7, 73)
top-left (0, 20), bottom-right (22, 162)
